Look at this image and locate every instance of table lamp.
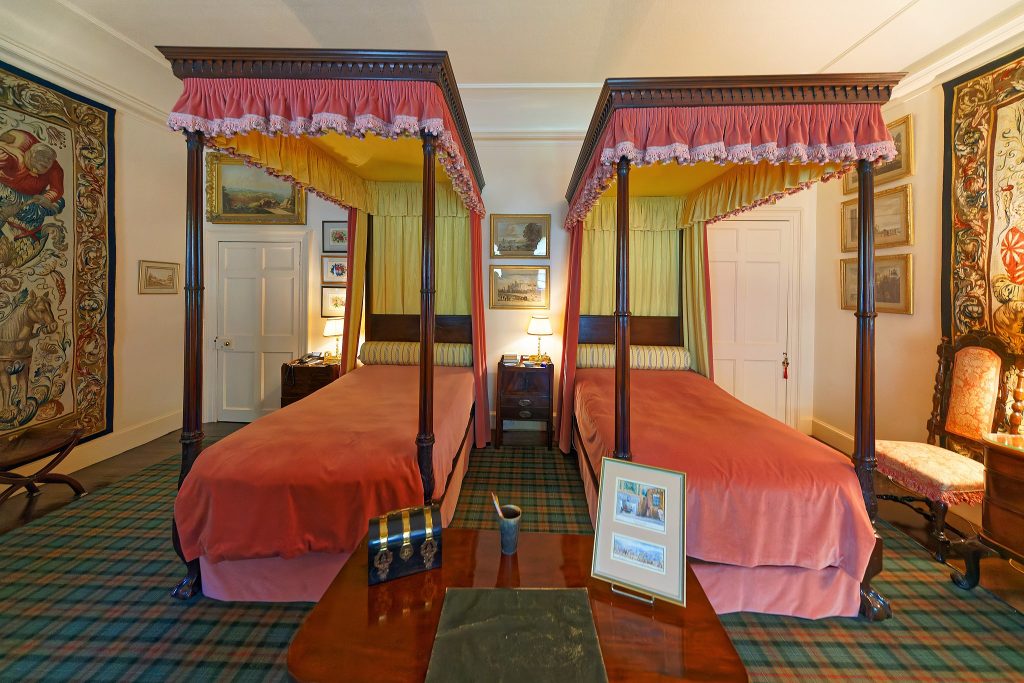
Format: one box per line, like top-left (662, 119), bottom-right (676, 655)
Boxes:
top-left (526, 315), bottom-right (553, 363)
top-left (323, 318), bottom-right (344, 360)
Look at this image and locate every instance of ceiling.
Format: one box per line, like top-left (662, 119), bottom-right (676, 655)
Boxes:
top-left (54, 0), bottom-right (1024, 83)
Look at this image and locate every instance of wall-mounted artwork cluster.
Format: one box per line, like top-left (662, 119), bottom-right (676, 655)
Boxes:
top-left (489, 214), bottom-right (550, 310)
top-left (321, 219), bottom-right (348, 318)
top-left (840, 114), bottom-right (915, 315)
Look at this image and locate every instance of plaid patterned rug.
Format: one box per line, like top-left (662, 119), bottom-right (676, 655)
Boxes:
top-left (0, 445), bottom-right (1021, 682)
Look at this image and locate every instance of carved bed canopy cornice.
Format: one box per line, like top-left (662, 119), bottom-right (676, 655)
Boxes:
top-left (155, 46), bottom-right (484, 191)
top-left (565, 73), bottom-right (906, 203)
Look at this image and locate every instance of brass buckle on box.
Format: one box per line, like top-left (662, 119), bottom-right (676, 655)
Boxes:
top-left (421, 507), bottom-right (437, 568)
top-left (373, 515), bottom-right (393, 581)
top-left (400, 509), bottom-right (414, 561)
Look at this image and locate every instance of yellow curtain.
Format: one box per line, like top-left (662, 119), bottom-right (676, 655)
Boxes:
top-left (580, 197), bottom-right (682, 316)
top-left (368, 182), bottom-right (471, 315)
top-left (680, 222), bottom-right (712, 376)
top-left (343, 210), bottom-right (369, 372)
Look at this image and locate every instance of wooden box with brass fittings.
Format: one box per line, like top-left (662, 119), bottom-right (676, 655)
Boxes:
top-left (367, 505), bottom-right (442, 585)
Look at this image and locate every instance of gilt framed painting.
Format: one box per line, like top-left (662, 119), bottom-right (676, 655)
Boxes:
top-left (490, 214), bottom-right (550, 259)
top-left (841, 253), bottom-right (913, 314)
top-left (205, 152), bottom-right (306, 224)
top-left (840, 184), bottom-right (913, 252)
top-left (489, 265), bottom-right (549, 310)
top-left (591, 458), bottom-right (686, 606)
top-left (843, 114), bottom-right (914, 194)
top-left (138, 261), bottom-right (179, 294)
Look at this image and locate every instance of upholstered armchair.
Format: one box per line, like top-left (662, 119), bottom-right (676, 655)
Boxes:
top-left (875, 331), bottom-right (1014, 562)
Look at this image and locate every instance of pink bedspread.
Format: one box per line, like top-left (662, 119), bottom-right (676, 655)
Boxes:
top-left (575, 368), bottom-right (875, 582)
top-left (175, 365), bottom-right (475, 563)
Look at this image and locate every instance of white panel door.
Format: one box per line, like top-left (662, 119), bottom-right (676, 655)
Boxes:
top-left (216, 241), bottom-right (302, 422)
top-left (708, 218), bottom-right (793, 424)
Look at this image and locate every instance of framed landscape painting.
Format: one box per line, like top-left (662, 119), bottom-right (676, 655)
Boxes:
top-left (321, 286), bottom-right (347, 317)
top-left (840, 184), bottom-right (913, 252)
top-left (138, 260), bottom-right (179, 294)
top-left (205, 153), bottom-right (306, 224)
top-left (843, 115), bottom-right (914, 194)
top-left (321, 256), bottom-right (348, 285)
top-left (490, 214), bottom-right (550, 259)
top-left (841, 253), bottom-right (913, 314)
top-left (322, 219), bottom-right (349, 254)
top-left (489, 265), bottom-right (549, 309)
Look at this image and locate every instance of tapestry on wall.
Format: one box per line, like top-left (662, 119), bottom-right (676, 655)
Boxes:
top-left (943, 46), bottom-right (1024, 352)
top-left (0, 60), bottom-right (115, 443)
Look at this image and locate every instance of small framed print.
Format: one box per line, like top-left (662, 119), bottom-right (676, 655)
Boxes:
top-left (489, 265), bottom-right (550, 310)
top-left (490, 214), bottom-right (550, 259)
top-left (840, 184), bottom-right (913, 252)
top-left (840, 253), bottom-right (913, 314)
top-left (137, 260), bottom-right (179, 294)
top-left (322, 255), bottom-right (349, 284)
top-left (843, 114), bottom-right (914, 194)
top-left (321, 286), bottom-right (347, 318)
top-left (592, 458), bottom-right (686, 606)
top-left (323, 219), bottom-right (350, 253)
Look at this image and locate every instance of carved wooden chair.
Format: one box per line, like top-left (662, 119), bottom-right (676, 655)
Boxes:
top-left (875, 330), bottom-right (1013, 562)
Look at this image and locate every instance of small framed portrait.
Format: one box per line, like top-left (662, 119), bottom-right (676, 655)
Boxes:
top-left (840, 184), bottom-right (913, 252)
top-left (137, 260), bottom-right (179, 294)
top-left (490, 214), bottom-right (551, 259)
top-left (843, 114), bottom-right (914, 194)
top-left (489, 265), bottom-right (550, 310)
top-left (592, 458), bottom-right (686, 606)
top-left (323, 219), bottom-right (350, 254)
top-left (322, 255), bottom-right (349, 285)
top-left (321, 286), bottom-right (347, 318)
top-left (205, 152), bottom-right (306, 224)
top-left (841, 253), bottom-right (913, 315)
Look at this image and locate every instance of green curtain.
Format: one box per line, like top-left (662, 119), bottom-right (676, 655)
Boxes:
top-left (368, 181), bottom-right (471, 315)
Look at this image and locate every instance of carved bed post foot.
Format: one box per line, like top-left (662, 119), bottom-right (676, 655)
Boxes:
top-left (170, 559), bottom-right (202, 600)
top-left (859, 533), bottom-right (893, 621)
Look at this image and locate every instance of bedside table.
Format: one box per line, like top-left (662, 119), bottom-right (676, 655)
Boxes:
top-left (496, 361), bottom-right (554, 449)
top-left (281, 360), bottom-right (342, 407)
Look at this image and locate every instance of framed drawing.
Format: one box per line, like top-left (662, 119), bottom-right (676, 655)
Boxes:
top-left (321, 256), bottom-right (348, 285)
top-left (843, 114), bottom-right (914, 194)
top-left (322, 219), bottom-right (349, 253)
top-left (489, 265), bottom-right (549, 309)
top-left (591, 458), bottom-right (686, 606)
top-left (490, 214), bottom-right (550, 259)
top-left (840, 184), bottom-right (913, 252)
top-left (841, 253), bottom-right (913, 314)
top-left (205, 152), bottom-right (306, 224)
top-left (321, 286), bottom-right (347, 317)
top-left (138, 260), bottom-right (179, 294)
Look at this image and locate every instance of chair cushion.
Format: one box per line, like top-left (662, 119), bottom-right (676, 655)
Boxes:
top-left (875, 440), bottom-right (985, 506)
top-left (945, 346), bottom-right (1001, 441)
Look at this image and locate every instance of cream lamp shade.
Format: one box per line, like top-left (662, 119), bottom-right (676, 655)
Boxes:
top-left (527, 315), bottom-right (552, 362)
top-left (323, 318), bottom-right (344, 358)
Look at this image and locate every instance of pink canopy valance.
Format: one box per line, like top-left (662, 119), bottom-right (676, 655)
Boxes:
top-left (566, 103), bottom-right (896, 229)
top-left (167, 78), bottom-right (485, 215)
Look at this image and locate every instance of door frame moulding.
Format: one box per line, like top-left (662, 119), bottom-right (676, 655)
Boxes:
top-left (202, 226), bottom-right (310, 423)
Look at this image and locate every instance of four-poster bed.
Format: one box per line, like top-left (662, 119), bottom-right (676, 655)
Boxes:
top-left (560, 75), bottom-right (904, 620)
top-left (158, 47), bottom-right (488, 601)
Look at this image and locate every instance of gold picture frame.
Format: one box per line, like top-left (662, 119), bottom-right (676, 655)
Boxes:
top-left (205, 152), bottom-right (306, 225)
top-left (138, 260), bottom-right (179, 294)
top-left (843, 114), bottom-right (914, 194)
top-left (490, 214), bottom-right (551, 259)
top-left (489, 265), bottom-right (550, 309)
top-left (840, 184), bottom-right (913, 252)
top-left (840, 253), bottom-right (913, 315)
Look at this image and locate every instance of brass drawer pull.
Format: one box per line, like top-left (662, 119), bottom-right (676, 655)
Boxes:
top-left (517, 398), bottom-right (532, 407)
top-left (518, 410), bottom-right (532, 418)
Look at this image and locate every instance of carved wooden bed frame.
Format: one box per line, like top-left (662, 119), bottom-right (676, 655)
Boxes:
top-left (157, 47), bottom-right (484, 600)
top-left (565, 74), bottom-right (904, 621)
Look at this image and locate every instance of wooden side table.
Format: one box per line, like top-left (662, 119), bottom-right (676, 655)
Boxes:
top-left (281, 360), bottom-right (343, 407)
top-left (496, 361), bottom-right (554, 448)
top-left (0, 427), bottom-right (85, 507)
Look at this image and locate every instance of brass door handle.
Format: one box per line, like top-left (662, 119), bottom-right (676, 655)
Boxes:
top-left (518, 410), bottom-right (532, 418)
top-left (518, 398), bottom-right (533, 407)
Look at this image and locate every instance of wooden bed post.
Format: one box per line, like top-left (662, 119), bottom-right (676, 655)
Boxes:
top-left (614, 156), bottom-right (632, 460)
top-left (170, 130), bottom-right (205, 600)
top-left (417, 132), bottom-right (438, 503)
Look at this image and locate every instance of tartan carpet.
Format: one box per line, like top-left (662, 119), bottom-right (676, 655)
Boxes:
top-left (0, 446), bottom-right (1020, 681)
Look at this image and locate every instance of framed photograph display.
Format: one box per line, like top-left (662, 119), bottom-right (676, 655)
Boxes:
top-left (323, 219), bottom-right (350, 253)
top-left (322, 255), bottom-right (349, 284)
top-left (205, 152), bottom-right (306, 224)
top-left (591, 458), bottom-right (686, 606)
top-left (843, 114), bottom-right (914, 194)
top-left (490, 214), bottom-right (551, 259)
top-left (138, 260), bottom-right (179, 294)
top-left (840, 184), bottom-right (913, 252)
top-left (321, 286), bottom-right (347, 318)
top-left (841, 253), bottom-right (913, 314)
top-left (489, 265), bottom-right (549, 310)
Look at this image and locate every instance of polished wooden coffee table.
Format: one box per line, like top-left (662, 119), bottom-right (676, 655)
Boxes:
top-left (288, 529), bottom-right (748, 682)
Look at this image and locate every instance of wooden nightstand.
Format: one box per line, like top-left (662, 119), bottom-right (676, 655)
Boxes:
top-left (496, 361), bottom-right (554, 449)
top-left (281, 360), bottom-right (342, 407)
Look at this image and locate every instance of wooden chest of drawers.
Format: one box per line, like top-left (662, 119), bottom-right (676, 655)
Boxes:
top-left (496, 361), bottom-right (554, 448)
top-left (281, 361), bottom-right (342, 407)
top-left (983, 439), bottom-right (1024, 559)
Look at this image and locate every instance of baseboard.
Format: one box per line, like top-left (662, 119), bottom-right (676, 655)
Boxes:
top-left (811, 418), bottom-right (854, 455)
